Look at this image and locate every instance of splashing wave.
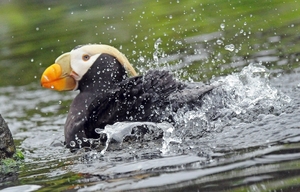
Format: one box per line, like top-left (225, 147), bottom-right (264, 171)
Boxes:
top-left (92, 64), bottom-right (291, 155)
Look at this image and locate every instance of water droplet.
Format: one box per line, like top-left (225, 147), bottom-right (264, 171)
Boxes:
top-left (220, 23), bottom-right (225, 30)
top-left (224, 44), bottom-right (235, 52)
top-left (69, 141), bottom-right (76, 147)
top-left (154, 38), bottom-right (162, 50)
top-left (77, 139), bottom-right (82, 145)
top-left (36, 27), bottom-right (39, 31)
top-left (175, 40), bottom-right (182, 45)
top-left (138, 56), bottom-right (145, 63)
top-left (95, 128), bottom-right (103, 134)
top-left (153, 38), bottom-right (163, 64)
top-left (48, 7), bottom-right (51, 11)
top-left (216, 39), bottom-right (223, 45)
top-left (30, 58), bottom-right (34, 62)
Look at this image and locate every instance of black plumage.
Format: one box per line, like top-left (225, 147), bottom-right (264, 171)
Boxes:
top-left (64, 53), bottom-right (214, 149)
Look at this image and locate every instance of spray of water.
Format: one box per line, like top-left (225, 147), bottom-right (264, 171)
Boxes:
top-left (93, 63), bottom-right (291, 155)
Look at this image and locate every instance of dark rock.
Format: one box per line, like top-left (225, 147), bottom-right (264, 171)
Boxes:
top-left (0, 115), bottom-right (15, 160)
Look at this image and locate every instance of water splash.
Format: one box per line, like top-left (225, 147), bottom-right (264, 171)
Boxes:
top-left (91, 64), bottom-right (291, 155)
top-left (94, 121), bottom-right (181, 155)
top-left (99, 122), bottom-right (160, 154)
top-left (210, 63), bottom-right (291, 117)
top-left (153, 38), bottom-right (163, 64)
top-left (154, 64), bottom-right (291, 154)
top-left (159, 123), bottom-right (181, 155)
top-left (169, 64), bottom-right (291, 143)
top-left (225, 44), bottom-right (235, 51)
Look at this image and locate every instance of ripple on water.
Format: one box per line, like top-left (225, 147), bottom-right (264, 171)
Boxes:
top-left (0, 185), bottom-right (41, 192)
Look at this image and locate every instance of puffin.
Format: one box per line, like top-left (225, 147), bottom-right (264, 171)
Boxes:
top-left (40, 44), bottom-right (215, 150)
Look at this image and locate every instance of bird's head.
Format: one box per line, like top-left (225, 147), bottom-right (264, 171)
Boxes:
top-left (40, 44), bottom-right (137, 91)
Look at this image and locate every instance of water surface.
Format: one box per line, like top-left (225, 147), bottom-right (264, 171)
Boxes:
top-left (1, 0), bottom-right (300, 191)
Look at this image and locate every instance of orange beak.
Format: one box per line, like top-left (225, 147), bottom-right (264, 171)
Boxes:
top-left (40, 52), bottom-right (77, 91)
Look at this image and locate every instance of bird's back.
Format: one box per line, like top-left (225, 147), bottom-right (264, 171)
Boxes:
top-left (85, 70), bottom-right (215, 139)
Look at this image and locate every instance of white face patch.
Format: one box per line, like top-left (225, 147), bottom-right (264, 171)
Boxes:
top-left (70, 46), bottom-right (101, 80)
top-left (68, 44), bottom-right (137, 82)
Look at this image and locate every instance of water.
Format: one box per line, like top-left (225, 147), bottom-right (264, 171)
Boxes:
top-left (1, 0), bottom-right (300, 191)
top-left (2, 61), bottom-right (300, 191)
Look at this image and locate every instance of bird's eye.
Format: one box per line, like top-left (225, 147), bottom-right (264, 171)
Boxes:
top-left (82, 54), bottom-right (90, 61)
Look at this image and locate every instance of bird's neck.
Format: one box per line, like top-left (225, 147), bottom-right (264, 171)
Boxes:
top-left (77, 53), bottom-right (129, 93)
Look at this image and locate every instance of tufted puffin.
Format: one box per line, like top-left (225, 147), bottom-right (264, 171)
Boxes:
top-left (40, 44), bottom-right (215, 150)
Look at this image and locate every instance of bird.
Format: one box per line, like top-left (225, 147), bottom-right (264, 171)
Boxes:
top-left (40, 44), bottom-right (215, 150)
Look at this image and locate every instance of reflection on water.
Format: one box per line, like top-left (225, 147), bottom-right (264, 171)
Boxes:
top-left (1, 0), bottom-right (300, 191)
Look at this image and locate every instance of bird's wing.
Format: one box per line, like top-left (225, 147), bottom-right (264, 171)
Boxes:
top-left (85, 70), bottom-right (183, 137)
top-left (167, 82), bottom-right (216, 110)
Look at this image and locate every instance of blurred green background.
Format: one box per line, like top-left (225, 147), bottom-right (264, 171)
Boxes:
top-left (0, 0), bottom-right (299, 86)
